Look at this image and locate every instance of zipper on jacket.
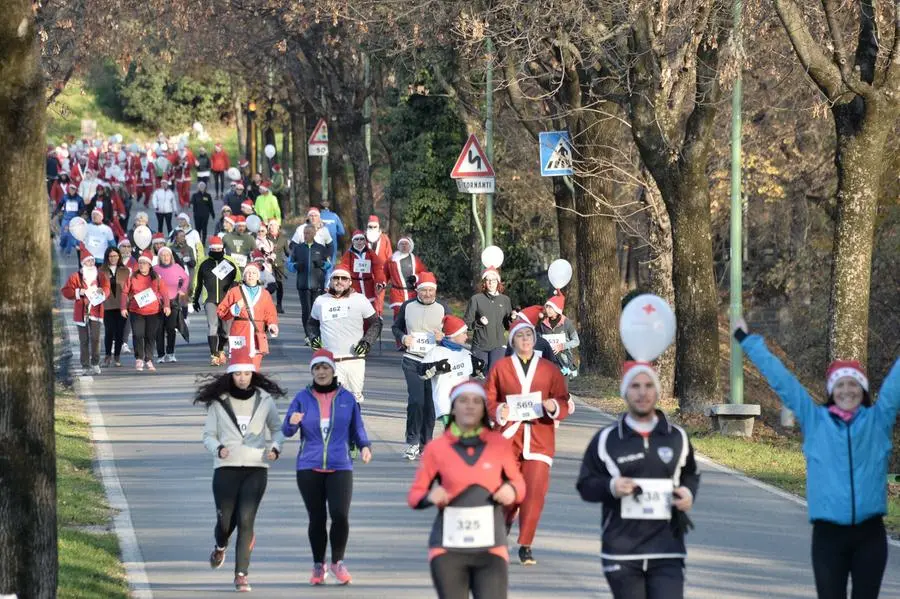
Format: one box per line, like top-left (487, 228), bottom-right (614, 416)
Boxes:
top-left (846, 423), bottom-right (856, 525)
top-left (321, 401), bottom-right (336, 470)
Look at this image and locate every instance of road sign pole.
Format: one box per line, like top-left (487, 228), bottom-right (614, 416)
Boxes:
top-left (320, 89), bottom-right (328, 207)
top-left (484, 37), bottom-right (494, 247)
top-left (729, 0), bottom-right (744, 406)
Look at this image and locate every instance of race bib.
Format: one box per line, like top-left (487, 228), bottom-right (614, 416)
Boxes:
top-left (236, 415), bottom-right (251, 436)
top-left (353, 258), bottom-right (371, 275)
top-left (322, 303), bottom-right (350, 322)
top-left (65, 200), bottom-right (79, 212)
top-left (229, 336), bottom-right (246, 350)
top-left (543, 333), bottom-right (566, 348)
top-left (212, 260), bottom-right (235, 280)
top-left (87, 287), bottom-right (106, 307)
top-left (442, 505), bottom-right (494, 549)
top-left (410, 332), bottom-right (436, 355)
top-left (134, 288), bottom-right (157, 308)
top-left (506, 391), bottom-right (544, 421)
top-left (620, 478), bottom-right (674, 521)
top-left (198, 170), bottom-right (211, 177)
top-left (231, 254), bottom-right (248, 268)
top-left (87, 236), bottom-right (104, 249)
top-left (448, 358), bottom-right (469, 381)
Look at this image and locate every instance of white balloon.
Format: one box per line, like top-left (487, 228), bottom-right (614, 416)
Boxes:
top-left (192, 121), bottom-right (203, 133)
top-left (481, 245), bottom-right (504, 269)
top-left (113, 133), bottom-right (123, 144)
top-left (619, 294), bottom-right (676, 362)
top-left (264, 144), bottom-right (276, 159)
top-left (226, 167), bottom-right (241, 181)
top-left (547, 259), bottom-right (572, 289)
top-left (69, 217), bottom-right (87, 241)
top-left (246, 215), bottom-right (262, 233)
top-left (133, 225), bottom-right (152, 250)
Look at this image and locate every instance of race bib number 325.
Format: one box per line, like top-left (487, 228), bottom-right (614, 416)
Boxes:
top-left (442, 505), bottom-right (494, 549)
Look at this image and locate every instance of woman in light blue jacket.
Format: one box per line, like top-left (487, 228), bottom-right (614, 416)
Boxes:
top-left (733, 318), bottom-right (899, 599)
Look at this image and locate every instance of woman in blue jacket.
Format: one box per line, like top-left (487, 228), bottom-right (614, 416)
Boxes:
top-left (282, 349), bottom-right (372, 586)
top-left (733, 318), bottom-right (899, 599)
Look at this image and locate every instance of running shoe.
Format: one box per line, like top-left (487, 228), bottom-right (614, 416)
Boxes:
top-left (114, 359), bottom-right (122, 367)
top-left (518, 545), bottom-right (536, 566)
top-left (210, 354), bottom-right (220, 366)
top-left (102, 356), bottom-right (112, 367)
top-left (329, 561), bottom-right (352, 585)
top-left (234, 573), bottom-right (251, 592)
top-left (209, 546), bottom-right (226, 569)
top-left (403, 444), bottom-right (420, 461)
top-left (168, 354), bottom-right (177, 363)
top-left (92, 365), bottom-right (101, 375)
top-left (135, 359), bottom-right (144, 372)
top-left (121, 343), bottom-right (131, 354)
top-left (309, 563), bottom-right (328, 585)
top-left (145, 361), bottom-right (156, 372)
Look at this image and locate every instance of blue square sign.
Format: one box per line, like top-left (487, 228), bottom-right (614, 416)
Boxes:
top-left (539, 131), bottom-right (574, 177)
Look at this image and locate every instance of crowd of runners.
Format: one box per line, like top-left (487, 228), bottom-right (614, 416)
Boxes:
top-left (51, 135), bottom-right (899, 598)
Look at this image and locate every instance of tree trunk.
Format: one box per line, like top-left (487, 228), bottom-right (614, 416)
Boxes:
top-left (330, 145), bottom-right (354, 252)
top-left (233, 93), bottom-right (245, 159)
top-left (346, 136), bottom-right (373, 227)
top-left (572, 110), bottom-right (624, 377)
top-left (280, 121), bottom-right (291, 216)
top-left (826, 100), bottom-right (891, 364)
top-left (0, 5), bottom-right (57, 597)
top-left (553, 177), bottom-right (579, 319)
top-left (643, 175), bottom-right (676, 399)
top-left (289, 108), bottom-right (308, 215)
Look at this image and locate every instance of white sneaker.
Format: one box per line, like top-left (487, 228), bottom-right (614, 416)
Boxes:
top-left (168, 354), bottom-right (177, 363)
top-left (403, 444), bottom-right (421, 461)
top-left (92, 365), bottom-right (101, 375)
top-left (121, 343), bottom-right (131, 354)
top-left (160, 354), bottom-right (170, 363)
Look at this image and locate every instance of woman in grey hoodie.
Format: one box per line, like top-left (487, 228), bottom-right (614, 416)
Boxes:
top-left (194, 346), bottom-right (285, 593)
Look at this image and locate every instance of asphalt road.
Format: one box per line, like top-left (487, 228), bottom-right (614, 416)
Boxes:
top-left (59, 249), bottom-right (900, 598)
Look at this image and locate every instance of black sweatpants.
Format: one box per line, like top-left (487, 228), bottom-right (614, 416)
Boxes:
top-left (430, 552), bottom-right (508, 599)
top-left (602, 558), bottom-right (684, 599)
top-left (103, 310), bottom-right (127, 358)
top-left (402, 356), bottom-right (434, 447)
top-left (298, 288), bottom-right (321, 334)
top-left (130, 313), bottom-right (160, 362)
top-left (212, 467), bottom-right (268, 576)
top-left (296, 470), bottom-right (353, 564)
top-left (156, 302), bottom-right (179, 357)
top-left (156, 212), bottom-right (172, 235)
top-left (812, 516), bottom-right (887, 599)
top-left (213, 170), bottom-right (225, 196)
top-left (195, 217), bottom-right (209, 245)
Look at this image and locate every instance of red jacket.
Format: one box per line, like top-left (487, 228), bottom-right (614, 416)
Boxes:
top-left (217, 285), bottom-right (278, 356)
top-left (340, 248), bottom-right (386, 302)
top-left (211, 149), bottom-right (230, 172)
top-left (485, 354), bottom-right (570, 466)
top-left (384, 252), bottom-right (427, 309)
top-left (121, 272), bottom-right (168, 315)
top-left (368, 233), bottom-right (393, 265)
top-left (61, 271), bottom-right (111, 324)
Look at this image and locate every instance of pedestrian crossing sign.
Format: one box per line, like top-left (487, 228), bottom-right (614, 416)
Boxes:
top-left (539, 131), bottom-right (574, 177)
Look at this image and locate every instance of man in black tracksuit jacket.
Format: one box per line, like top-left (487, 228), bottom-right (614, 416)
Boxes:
top-left (577, 362), bottom-right (700, 599)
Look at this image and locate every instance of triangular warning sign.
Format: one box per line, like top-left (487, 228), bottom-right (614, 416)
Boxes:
top-left (308, 119), bottom-right (328, 145)
top-left (544, 138), bottom-right (572, 172)
top-left (451, 134), bottom-right (495, 179)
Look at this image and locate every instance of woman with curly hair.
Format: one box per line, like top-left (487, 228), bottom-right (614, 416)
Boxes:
top-left (195, 347), bottom-right (285, 593)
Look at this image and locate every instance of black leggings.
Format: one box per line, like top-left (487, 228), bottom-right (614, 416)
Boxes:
top-left (103, 310), bottom-right (127, 358)
top-left (130, 313), bottom-right (160, 362)
top-left (156, 302), bottom-right (179, 357)
top-left (812, 517), bottom-right (887, 599)
top-left (430, 552), bottom-right (508, 599)
top-left (195, 218), bottom-right (209, 245)
top-left (156, 212), bottom-right (172, 235)
top-left (275, 280), bottom-right (284, 306)
top-left (213, 467), bottom-right (268, 575)
top-left (602, 558), bottom-right (684, 599)
top-left (296, 470), bottom-right (353, 564)
top-left (213, 171), bottom-right (225, 196)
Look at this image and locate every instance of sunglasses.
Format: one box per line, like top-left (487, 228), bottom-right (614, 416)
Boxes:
top-left (332, 276), bottom-right (350, 281)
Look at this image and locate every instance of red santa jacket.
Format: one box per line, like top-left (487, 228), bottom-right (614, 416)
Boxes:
top-left (384, 252), bottom-right (427, 309)
top-left (135, 157), bottom-right (156, 189)
top-left (211, 148), bottom-right (230, 172)
top-left (61, 271), bottom-right (111, 324)
top-left (485, 354), bottom-right (570, 466)
top-left (217, 285), bottom-right (278, 356)
top-left (172, 149), bottom-right (197, 182)
top-left (340, 248), bottom-right (386, 302)
top-left (368, 232), bottom-right (393, 265)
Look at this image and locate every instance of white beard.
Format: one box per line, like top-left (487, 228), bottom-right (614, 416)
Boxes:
top-left (82, 267), bottom-right (98, 285)
top-left (366, 229), bottom-right (380, 243)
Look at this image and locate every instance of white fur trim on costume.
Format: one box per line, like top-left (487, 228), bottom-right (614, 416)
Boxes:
top-left (826, 368), bottom-right (869, 394)
top-left (310, 355), bottom-right (336, 371)
top-left (620, 363), bottom-right (661, 398)
top-left (449, 381), bottom-right (486, 402)
top-left (508, 321), bottom-right (534, 341)
top-left (227, 363), bottom-right (256, 373)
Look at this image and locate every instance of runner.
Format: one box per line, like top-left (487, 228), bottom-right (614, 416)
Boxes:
top-left (151, 179), bottom-right (177, 235)
top-left (217, 262), bottom-right (279, 371)
top-left (192, 236), bottom-right (241, 366)
top-left (306, 266), bottom-right (382, 403)
top-left (83, 208), bottom-right (115, 265)
top-left (340, 230), bottom-right (386, 314)
top-left (224, 216), bottom-right (255, 260)
top-left (52, 182), bottom-right (85, 256)
top-left (253, 181), bottom-right (281, 224)
top-left (384, 236), bottom-right (427, 319)
top-left (281, 349), bottom-right (373, 586)
top-left (418, 316), bottom-right (485, 427)
top-left (153, 247), bottom-right (189, 363)
top-left (407, 379), bottom-right (525, 599)
top-left (485, 318), bottom-right (570, 565)
top-left (576, 360), bottom-right (699, 599)
top-left (99, 246), bottom-right (129, 367)
top-left (392, 272), bottom-right (448, 459)
top-left (538, 293), bottom-right (580, 378)
top-left (291, 224), bottom-right (329, 339)
top-left (121, 254), bottom-right (170, 372)
top-left (463, 265), bottom-right (513, 374)
top-left (265, 220), bottom-right (289, 314)
top-left (61, 249), bottom-right (110, 374)
top-left (734, 318), bottom-right (900, 599)
top-left (364, 215), bottom-right (392, 315)
top-left (197, 343), bottom-right (285, 593)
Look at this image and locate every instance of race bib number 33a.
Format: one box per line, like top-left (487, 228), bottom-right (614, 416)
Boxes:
top-left (442, 505), bottom-right (494, 549)
top-left (506, 391), bottom-right (543, 421)
top-left (620, 478), bottom-right (674, 520)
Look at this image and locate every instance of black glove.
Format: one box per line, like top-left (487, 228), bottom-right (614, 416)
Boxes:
top-left (193, 301), bottom-right (201, 313)
top-left (405, 274), bottom-right (417, 289)
top-left (353, 340), bottom-right (370, 357)
top-left (435, 359), bottom-right (451, 373)
top-left (472, 356), bottom-right (486, 377)
top-left (671, 509), bottom-right (695, 539)
top-left (310, 337), bottom-right (322, 350)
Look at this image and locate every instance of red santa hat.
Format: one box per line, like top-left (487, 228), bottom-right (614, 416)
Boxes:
top-left (117, 238), bottom-right (132, 248)
top-left (235, 182), bottom-right (245, 190)
top-left (310, 349), bottom-right (336, 372)
top-left (416, 271), bottom-right (437, 290)
top-left (91, 207), bottom-right (104, 218)
top-left (137, 253), bottom-right (153, 264)
top-left (307, 207), bottom-right (320, 216)
top-left (242, 261), bottom-right (261, 275)
top-left (159, 178), bottom-right (170, 186)
top-left (367, 215), bottom-right (380, 226)
top-left (481, 267), bottom-right (501, 281)
top-left (508, 318), bottom-right (534, 342)
top-left (238, 159), bottom-right (249, 168)
top-left (227, 344), bottom-right (256, 373)
top-left (545, 292), bottom-right (565, 314)
top-left (331, 266), bottom-right (352, 279)
top-left (259, 181), bottom-right (270, 191)
top-left (157, 246), bottom-right (173, 259)
top-left (272, 164), bottom-right (281, 172)
top-left (224, 215), bottom-right (236, 225)
top-left (351, 230), bottom-right (365, 241)
top-left (397, 236), bottom-right (414, 251)
top-left (234, 215), bottom-right (247, 226)
top-left (208, 236), bottom-right (224, 250)
top-left (620, 361), bottom-right (661, 398)
top-left (443, 315), bottom-right (468, 338)
top-left (151, 232), bottom-right (166, 244)
top-left (78, 244), bottom-right (94, 265)
top-left (449, 379), bottom-right (487, 403)
top-left (241, 199), bottom-right (254, 210)
top-left (517, 305), bottom-right (544, 327)
top-left (826, 360), bottom-right (868, 395)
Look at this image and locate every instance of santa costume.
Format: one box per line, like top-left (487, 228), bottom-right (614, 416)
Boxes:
top-left (384, 236), bottom-right (427, 318)
top-left (216, 262), bottom-right (279, 371)
top-left (340, 230), bottom-right (387, 312)
top-left (365, 215), bottom-right (392, 314)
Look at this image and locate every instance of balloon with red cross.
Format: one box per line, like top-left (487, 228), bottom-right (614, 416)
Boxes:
top-left (619, 294), bottom-right (676, 361)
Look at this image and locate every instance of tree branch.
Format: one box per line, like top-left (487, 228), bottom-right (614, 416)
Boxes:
top-left (771, 0), bottom-right (844, 100)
